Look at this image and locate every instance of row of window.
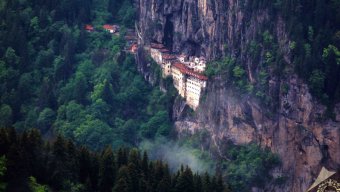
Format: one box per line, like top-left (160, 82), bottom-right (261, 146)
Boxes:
top-left (187, 85), bottom-right (201, 95)
top-left (187, 80), bottom-right (201, 86)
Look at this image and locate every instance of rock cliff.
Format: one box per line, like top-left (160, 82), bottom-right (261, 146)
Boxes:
top-left (135, 0), bottom-right (340, 191)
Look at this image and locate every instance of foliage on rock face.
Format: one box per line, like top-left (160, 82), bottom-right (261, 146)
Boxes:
top-left (207, 1), bottom-right (340, 113)
top-left (222, 143), bottom-right (281, 191)
top-left (29, 176), bottom-right (49, 192)
top-left (178, 131), bottom-right (280, 191)
top-left (278, 0), bottom-right (340, 107)
top-left (0, 128), bottom-right (230, 192)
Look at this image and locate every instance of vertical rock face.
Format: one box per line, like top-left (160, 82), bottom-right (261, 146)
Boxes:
top-left (196, 76), bottom-right (340, 191)
top-left (136, 0), bottom-right (340, 191)
top-left (137, 0), bottom-right (230, 59)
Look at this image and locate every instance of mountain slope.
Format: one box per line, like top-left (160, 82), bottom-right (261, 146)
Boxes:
top-left (135, 0), bottom-right (340, 191)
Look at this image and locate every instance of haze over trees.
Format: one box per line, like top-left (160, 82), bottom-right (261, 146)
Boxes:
top-left (0, 128), bottom-right (231, 192)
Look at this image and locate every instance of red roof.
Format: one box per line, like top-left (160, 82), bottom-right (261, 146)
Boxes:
top-left (173, 62), bottom-right (189, 72)
top-left (103, 24), bottom-right (114, 30)
top-left (173, 62), bottom-right (208, 81)
top-left (130, 44), bottom-right (138, 52)
top-left (85, 24), bottom-right (94, 31)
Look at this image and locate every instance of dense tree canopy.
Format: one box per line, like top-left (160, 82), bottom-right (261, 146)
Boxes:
top-left (0, 0), bottom-right (174, 151)
top-left (0, 128), bottom-right (231, 192)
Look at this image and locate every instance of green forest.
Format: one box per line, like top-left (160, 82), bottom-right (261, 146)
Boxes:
top-left (0, 0), bottom-right (175, 151)
top-left (0, 128), bottom-right (231, 192)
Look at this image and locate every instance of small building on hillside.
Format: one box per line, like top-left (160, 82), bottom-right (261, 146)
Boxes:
top-left (147, 43), bottom-right (208, 110)
top-left (179, 56), bottom-right (207, 73)
top-left (103, 24), bottom-right (119, 33)
top-left (194, 57), bottom-right (207, 73)
top-left (171, 62), bottom-right (208, 109)
top-left (129, 43), bottom-right (138, 54)
top-left (161, 54), bottom-right (176, 77)
top-left (186, 56), bottom-right (207, 73)
top-left (178, 54), bottom-right (188, 63)
top-left (150, 43), bottom-right (169, 64)
top-left (85, 24), bottom-right (94, 32)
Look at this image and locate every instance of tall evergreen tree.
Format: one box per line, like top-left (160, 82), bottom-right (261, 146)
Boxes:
top-left (175, 167), bottom-right (194, 192)
top-left (99, 146), bottom-right (116, 192)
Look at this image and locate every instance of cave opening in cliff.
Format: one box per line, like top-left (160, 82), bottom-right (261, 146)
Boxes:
top-left (163, 14), bottom-right (174, 51)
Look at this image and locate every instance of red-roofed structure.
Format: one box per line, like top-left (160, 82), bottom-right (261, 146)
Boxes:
top-left (130, 43), bottom-right (138, 53)
top-left (85, 24), bottom-right (94, 32)
top-left (103, 24), bottom-right (113, 30)
top-left (173, 62), bottom-right (208, 81)
top-left (173, 62), bottom-right (187, 72)
top-left (103, 24), bottom-right (119, 33)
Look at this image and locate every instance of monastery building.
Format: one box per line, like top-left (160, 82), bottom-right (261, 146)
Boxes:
top-left (149, 43), bottom-right (208, 110)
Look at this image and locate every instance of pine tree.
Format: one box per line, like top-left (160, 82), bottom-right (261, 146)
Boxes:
top-left (138, 178), bottom-right (149, 192)
top-left (193, 174), bottom-right (203, 192)
top-left (116, 148), bottom-right (128, 168)
top-left (127, 162), bottom-right (140, 192)
top-left (202, 172), bottom-right (211, 192)
top-left (216, 174), bottom-right (225, 192)
top-left (6, 144), bottom-right (30, 191)
top-left (148, 162), bottom-right (157, 190)
top-left (99, 146), bottom-right (116, 192)
top-left (89, 155), bottom-right (100, 191)
top-left (66, 140), bottom-right (79, 182)
top-left (20, 129), bottom-right (44, 181)
top-left (141, 151), bottom-right (149, 176)
top-left (0, 129), bottom-right (9, 155)
top-left (78, 147), bottom-right (92, 183)
top-left (113, 178), bottom-right (129, 192)
top-left (154, 160), bottom-right (165, 180)
top-left (50, 135), bottom-right (68, 190)
top-left (156, 177), bottom-right (171, 192)
top-left (128, 148), bottom-right (141, 170)
top-left (211, 175), bottom-right (217, 192)
top-left (175, 167), bottom-right (194, 192)
top-left (7, 127), bottom-right (17, 145)
top-left (0, 155), bottom-right (6, 191)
